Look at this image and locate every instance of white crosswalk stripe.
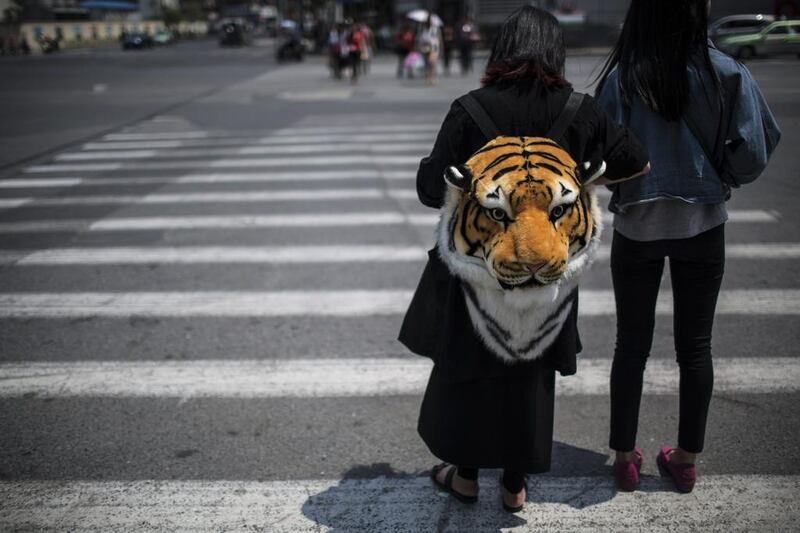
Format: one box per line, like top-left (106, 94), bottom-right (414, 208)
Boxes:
top-left (0, 289), bottom-right (798, 318)
top-left (0, 188), bottom-right (412, 208)
top-left (81, 132), bottom-right (436, 150)
top-left (55, 142), bottom-right (433, 161)
top-left (1, 357), bottom-right (797, 398)
top-left (23, 155), bottom-right (423, 173)
top-left (0, 210), bottom-right (779, 233)
top-left (0, 171), bottom-right (414, 188)
top-left (1, 477), bottom-right (797, 532)
top-left (0, 245), bottom-right (428, 265)
top-left (2, 243), bottom-right (799, 266)
top-left (101, 124), bottom-right (439, 142)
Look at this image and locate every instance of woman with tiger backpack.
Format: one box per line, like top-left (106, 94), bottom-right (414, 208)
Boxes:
top-left (399, 6), bottom-right (649, 513)
top-left (595, 0), bottom-right (780, 494)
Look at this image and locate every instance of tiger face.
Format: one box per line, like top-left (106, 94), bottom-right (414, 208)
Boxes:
top-left (441, 136), bottom-right (603, 290)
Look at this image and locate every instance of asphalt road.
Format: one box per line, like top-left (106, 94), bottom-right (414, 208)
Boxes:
top-left (0, 43), bottom-right (799, 531)
top-left (0, 38), bottom-right (278, 173)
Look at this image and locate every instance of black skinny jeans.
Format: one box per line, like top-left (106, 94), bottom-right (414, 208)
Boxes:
top-left (609, 225), bottom-right (725, 454)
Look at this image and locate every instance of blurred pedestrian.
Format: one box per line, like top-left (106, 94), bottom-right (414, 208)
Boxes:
top-left (359, 23), bottom-right (374, 75)
top-left (401, 6), bottom-right (648, 513)
top-left (457, 17), bottom-right (479, 75)
top-left (442, 24), bottom-right (455, 76)
top-left (338, 24), bottom-right (351, 79)
top-left (346, 22), bottom-right (366, 85)
top-left (595, 0), bottom-right (780, 494)
top-left (395, 24), bottom-right (415, 78)
top-left (328, 23), bottom-right (343, 79)
top-left (418, 15), bottom-right (441, 85)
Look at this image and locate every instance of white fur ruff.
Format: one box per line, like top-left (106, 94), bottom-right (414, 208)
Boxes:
top-left (436, 186), bottom-right (603, 363)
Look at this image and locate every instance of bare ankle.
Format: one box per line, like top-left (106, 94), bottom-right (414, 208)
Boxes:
top-left (454, 473), bottom-right (479, 494)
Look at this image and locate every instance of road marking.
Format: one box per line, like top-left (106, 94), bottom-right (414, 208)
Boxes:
top-left (0, 213), bottom-right (413, 232)
top-left (0, 171), bottom-right (415, 189)
top-left (0, 188), bottom-right (409, 207)
top-left (408, 210), bottom-right (781, 225)
top-left (0, 289), bottom-right (797, 318)
top-left (56, 143), bottom-right (432, 161)
top-left (24, 155), bottom-right (422, 173)
top-left (0, 246), bottom-right (428, 265)
top-left (3, 243), bottom-right (800, 266)
top-left (102, 124), bottom-right (439, 142)
top-left (278, 88), bottom-right (354, 101)
top-left (0, 198), bottom-right (30, 209)
top-left (1, 476), bottom-right (797, 531)
top-left (0, 178), bottom-right (85, 188)
top-left (24, 163), bottom-right (123, 173)
top-left (0, 357), bottom-right (796, 399)
top-left (594, 242), bottom-right (800, 260)
top-left (0, 210), bottom-right (779, 233)
top-left (82, 133), bottom-right (436, 150)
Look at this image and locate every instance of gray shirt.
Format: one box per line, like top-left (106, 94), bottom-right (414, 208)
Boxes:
top-left (613, 199), bottom-right (728, 242)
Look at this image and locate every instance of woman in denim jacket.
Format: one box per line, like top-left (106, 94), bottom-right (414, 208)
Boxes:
top-left (595, 0), bottom-right (780, 493)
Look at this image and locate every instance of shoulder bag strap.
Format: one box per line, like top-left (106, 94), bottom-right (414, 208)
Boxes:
top-left (457, 93), bottom-right (500, 141)
top-left (683, 113), bottom-right (724, 174)
top-left (547, 91), bottom-right (584, 142)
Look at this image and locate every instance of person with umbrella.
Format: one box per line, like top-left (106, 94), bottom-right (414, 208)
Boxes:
top-left (417, 13), bottom-right (442, 85)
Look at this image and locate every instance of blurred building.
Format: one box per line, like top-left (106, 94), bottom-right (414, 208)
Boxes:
top-left (393, 0), bottom-right (793, 26)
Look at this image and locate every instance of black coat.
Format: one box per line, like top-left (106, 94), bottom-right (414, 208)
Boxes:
top-left (399, 82), bottom-right (648, 472)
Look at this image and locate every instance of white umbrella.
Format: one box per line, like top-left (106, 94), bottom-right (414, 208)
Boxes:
top-left (406, 9), bottom-right (443, 26)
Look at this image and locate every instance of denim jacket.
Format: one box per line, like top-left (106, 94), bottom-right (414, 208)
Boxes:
top-left (597, 41), bottom-right (781, 213)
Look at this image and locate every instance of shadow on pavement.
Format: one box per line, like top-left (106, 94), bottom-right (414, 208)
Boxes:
top-left (300, 442), bottom-right (676, 531)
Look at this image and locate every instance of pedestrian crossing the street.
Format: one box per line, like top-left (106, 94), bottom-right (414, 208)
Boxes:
top-left (1, 117), bottom-right (798, 531)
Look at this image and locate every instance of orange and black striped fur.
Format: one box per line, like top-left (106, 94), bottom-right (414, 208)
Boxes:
top-left (437, 136), bottom-right (604, 363)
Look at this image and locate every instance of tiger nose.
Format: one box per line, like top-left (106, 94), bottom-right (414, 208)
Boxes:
top-left (519, 261), bottom-right (548, 274)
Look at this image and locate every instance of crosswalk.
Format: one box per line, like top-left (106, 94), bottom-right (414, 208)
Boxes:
top-left (1, 116), bottom-right (798, 531)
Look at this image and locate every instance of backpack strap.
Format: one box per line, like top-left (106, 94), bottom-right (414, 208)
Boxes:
top-left (547, 92), bottom-right (584, 143)
top-left (458, 91), bottom-right (584, 143)
top-left (457, 93), bottom-right (500, 141)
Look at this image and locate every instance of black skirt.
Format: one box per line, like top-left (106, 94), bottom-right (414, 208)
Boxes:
top-left (418, 359), bottom-right (556, 473)
top-left (399, 248), bottom-right (581, 473)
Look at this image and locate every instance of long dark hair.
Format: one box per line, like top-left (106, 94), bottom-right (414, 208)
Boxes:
top-left (482, 6), bottom-right (570, 88)
top-left (595, 0), bottom-right (717, 121)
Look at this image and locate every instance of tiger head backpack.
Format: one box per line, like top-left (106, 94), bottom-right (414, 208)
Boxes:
top-left (437, 92), bottom-right (606, 364)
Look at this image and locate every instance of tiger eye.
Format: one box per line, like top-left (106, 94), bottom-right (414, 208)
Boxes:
top-left (489, 208), bottom-right (506, 222)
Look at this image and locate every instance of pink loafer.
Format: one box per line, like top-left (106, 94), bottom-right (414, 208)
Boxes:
top-left (613, 446), bottom-right (643, 491)
top-left (656, 446), bottom-right (696, 493)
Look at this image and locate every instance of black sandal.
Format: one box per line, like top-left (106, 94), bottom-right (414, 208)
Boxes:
top-left (430, 463), bottom-right (478, 504)
top-left (498, 474), bottom-right (528, 513)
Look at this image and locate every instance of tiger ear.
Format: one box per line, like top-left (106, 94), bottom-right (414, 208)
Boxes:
top-left (580, 159), bottom-right (606, 186)
top-left (444, 165), bottom-right (472, 192)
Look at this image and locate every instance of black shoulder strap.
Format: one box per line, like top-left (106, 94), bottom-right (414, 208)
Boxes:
top-left (683, 114), bottom-right (723, 173)
top-left (457, 93), bottom-right (500, 141)
top-left (458, 91), bottom-right (584, 143)
top-left (547, 92), bottom-right (584, 143)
